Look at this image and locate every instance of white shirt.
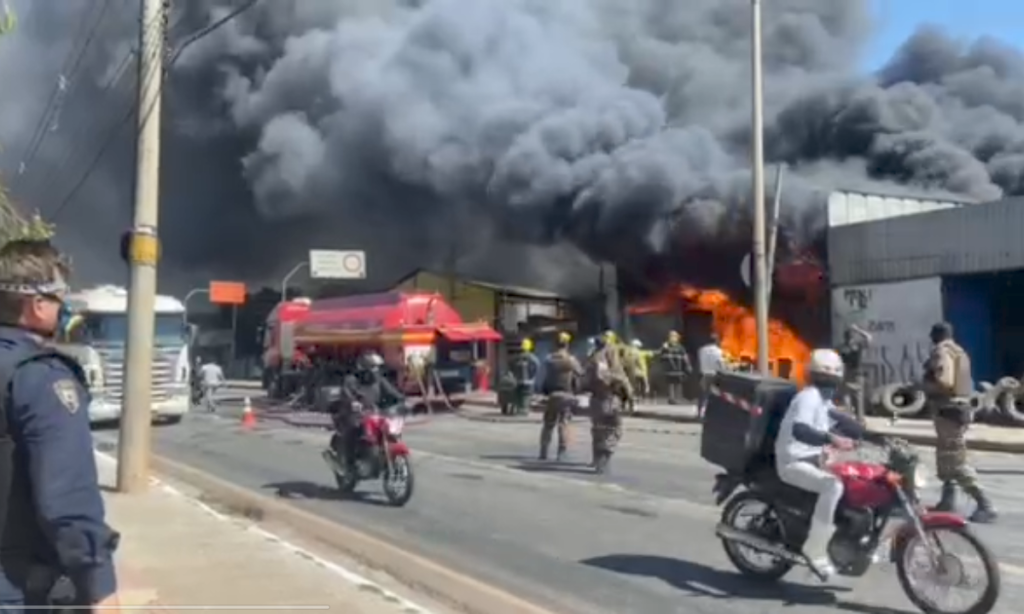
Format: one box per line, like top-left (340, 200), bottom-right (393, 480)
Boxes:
top-left (198, 363), bottom-right (225, 387)
top-left (775, 386), bottom-right (834, 467)
top-left (698, 343), bottom-right (725, 375)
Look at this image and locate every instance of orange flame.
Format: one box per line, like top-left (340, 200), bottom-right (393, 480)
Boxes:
top-left (678, 287), bottom-right (810, 383)
top-left (630, 285), bottom-right (811, 384)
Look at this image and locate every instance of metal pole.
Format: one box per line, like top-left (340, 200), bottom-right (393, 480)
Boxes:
top-left (117, 0), bottom-right (166, 493)
top-left (750, 0), bottom-right (769, 375)
top-left (230, 304), bottom-right (238, 366)
top-left (281, 262), bottom-right (308, 302)
top-left (766, 164), bottom-right (785, 298)
top-left (183, 288), bottom-right (208, 325)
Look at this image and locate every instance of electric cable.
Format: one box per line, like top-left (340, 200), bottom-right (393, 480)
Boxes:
top-left (13, 0), bottom-right (116, 182)
top-left (49, 0), bottom-right (262, 221)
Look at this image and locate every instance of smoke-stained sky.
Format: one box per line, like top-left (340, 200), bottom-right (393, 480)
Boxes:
top-left (1, 0), bottom-right (1023, 296)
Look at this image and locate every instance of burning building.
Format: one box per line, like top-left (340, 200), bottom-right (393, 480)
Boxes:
top-left (617, 189), bottom-right (960, 384)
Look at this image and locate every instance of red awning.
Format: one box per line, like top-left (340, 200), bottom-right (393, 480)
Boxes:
top-left (438, 325), bottom-right (502, 343)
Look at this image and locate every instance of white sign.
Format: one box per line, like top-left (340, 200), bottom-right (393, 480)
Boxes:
top-left (831, 277), bottom-right (943, 389)
top-left (309, 250), bottom-right (366, 279)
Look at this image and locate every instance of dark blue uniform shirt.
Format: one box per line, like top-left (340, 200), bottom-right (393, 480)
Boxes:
top-left (0, 326), bottom-right (117, 607)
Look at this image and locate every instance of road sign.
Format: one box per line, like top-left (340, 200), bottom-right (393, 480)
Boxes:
top-left (309, 249), bottom-right (366, 279)
top-left (209, 281), bottom-right (246, 305)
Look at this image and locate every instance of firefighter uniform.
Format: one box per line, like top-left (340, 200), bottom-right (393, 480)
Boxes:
top-left (510, 339), bottom-right (540, 416)
top-left (659, 331), bottom-right (691, 404)
top-left (539, 332), bottom-right (583, 461)
top-left (924, 322), bottom-right (996, 523)
top-left (624, 340), bottom-right (648, 412)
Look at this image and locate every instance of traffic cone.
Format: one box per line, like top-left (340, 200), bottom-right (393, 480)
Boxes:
top-left (241, 397), bottom-right (257, 428)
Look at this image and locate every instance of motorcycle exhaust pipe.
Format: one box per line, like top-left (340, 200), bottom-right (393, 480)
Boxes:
top-left (715, 523), bottom-right (805, 564)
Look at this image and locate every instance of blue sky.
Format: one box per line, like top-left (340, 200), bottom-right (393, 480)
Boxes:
top-left (866, 0), bottom-right (1023, 69)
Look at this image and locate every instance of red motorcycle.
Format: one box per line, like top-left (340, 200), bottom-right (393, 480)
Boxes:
top-left (322, 402), bottom-right (414, 506)
top-left (713, 439), bottom-right (1000, 614)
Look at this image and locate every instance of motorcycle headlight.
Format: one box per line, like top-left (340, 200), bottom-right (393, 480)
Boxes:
top-left (913, 465), bottom-right (929, 489)
top-left (385, 416), bottom-right (405, 435)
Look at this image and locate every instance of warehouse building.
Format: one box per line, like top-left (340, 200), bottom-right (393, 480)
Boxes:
top-left (828, 193), bottom-right (1021, 387)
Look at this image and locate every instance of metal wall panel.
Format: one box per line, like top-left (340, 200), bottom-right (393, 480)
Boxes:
top-left (826, 191), bottom-right (965, 227)
top-left (829, 197), bottom-right (1024, 286)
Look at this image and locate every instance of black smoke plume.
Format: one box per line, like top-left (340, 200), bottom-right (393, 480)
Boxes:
top-left (1, 0), bottom-right (1022, 297)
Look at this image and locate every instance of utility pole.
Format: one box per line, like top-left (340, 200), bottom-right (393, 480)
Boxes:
top-left (117, 0), bottom-right (167, 493)
top-left (750, 0), bottom-right (770, 375)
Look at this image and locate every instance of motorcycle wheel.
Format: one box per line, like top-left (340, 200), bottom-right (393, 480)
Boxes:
top-left (382, 455), bottom-right (415, 507)
top-left (895, 524), bottom-right (1001, 614)
top-left (334, 470), bottom-right (359, 494)
top-left (720, 492), bottom-right (794, 581)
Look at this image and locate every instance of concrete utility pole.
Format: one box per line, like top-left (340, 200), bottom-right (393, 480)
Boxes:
top-left (117, 0), bottom-right (167, 493)
top-left (750, 0), bottom-right (770, 375)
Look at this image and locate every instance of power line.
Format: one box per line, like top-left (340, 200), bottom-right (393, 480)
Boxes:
top-left (34, 12), bottom-right (166, 201)
top-left (13, 0), bottom-right (116, 181)
top-left (49, 0), bottom-right (263, 221)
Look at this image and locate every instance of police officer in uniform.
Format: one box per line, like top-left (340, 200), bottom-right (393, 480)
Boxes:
top-left (924, 322), bottom-right (997, 523)
top-left (585, 335), bottom-right (631, 474)
top-left (0, 240), bottom-right (120, 612)
top-left (539, 332), bottom-right (583, 462)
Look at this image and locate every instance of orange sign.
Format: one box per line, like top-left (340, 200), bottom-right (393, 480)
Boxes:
top-left (209, 281), bottom-right (246, 305)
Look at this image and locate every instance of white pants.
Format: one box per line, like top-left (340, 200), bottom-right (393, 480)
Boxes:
top-left (777, 460), bottom-right (844, 560)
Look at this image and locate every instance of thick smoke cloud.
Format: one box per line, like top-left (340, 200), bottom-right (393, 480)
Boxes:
top-left (1, 0), bottom-right (1023, 296)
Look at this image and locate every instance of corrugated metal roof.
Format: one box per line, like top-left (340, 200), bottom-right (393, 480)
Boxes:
top-left (394, 268), bottom-right (565, 300)
top-left (829, 197), bottom-right (1024, 286)
top-left (826, 191), bottom-right (968, 228)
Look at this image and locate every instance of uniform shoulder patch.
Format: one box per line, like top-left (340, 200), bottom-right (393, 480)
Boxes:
top-left (53, 379), bottom-right (80, 413)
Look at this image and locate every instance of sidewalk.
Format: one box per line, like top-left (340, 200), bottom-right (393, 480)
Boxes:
top-left (96, 453), bottom-right (438, 612)
top-left (459, 392), bottom-right (1024, 453)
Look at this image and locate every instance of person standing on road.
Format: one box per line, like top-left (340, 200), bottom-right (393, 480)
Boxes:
top-left (624, 339), bottom-right (649, 410)
top-left (585, 335), bottom-right (630, 474)
top-left (0, 240), bottom-right (120, 612)
top-left (697, 334), bottom-right (726, 419)
top-left (839, 324), bottom-right (872, 423)
top-left (510, 338), bottom-right (540, 416)
top-left (659, 331), bottom-right (690, 405)
top-left (924, 322), bottom-right (997, 523)
top-left (539, 332), bottom-right (583, 462)
top-left (198, 358), bottom-right (225, 413)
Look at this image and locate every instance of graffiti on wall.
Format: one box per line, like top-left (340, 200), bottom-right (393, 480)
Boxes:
top-left (832, 278), bottom-right (944, 390)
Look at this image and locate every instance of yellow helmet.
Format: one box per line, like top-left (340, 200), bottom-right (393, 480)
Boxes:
top-left (668, 330), bottom-right (681, 342)
top-left (521, 338), bottom-right (534, 352)
top-left (557, 331), bottom-right (572, 345)
top-left (603, 329), bottom-right (617, 344)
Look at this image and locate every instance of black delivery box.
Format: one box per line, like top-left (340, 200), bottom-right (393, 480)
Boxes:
top-left (700, 371), bottom-right (799, 474)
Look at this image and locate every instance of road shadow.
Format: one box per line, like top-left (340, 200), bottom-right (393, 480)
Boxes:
top-left (479, 454), bottom-right (596, 475)
top-left (262, 480), bottom-right (389, 507)
top-left (581, 554), bottom-right (910, 613)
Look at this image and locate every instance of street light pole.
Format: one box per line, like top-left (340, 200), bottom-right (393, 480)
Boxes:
top-left (183, 288), bottom-right (208, 323)
top-left (750, 0), bottom-right (770, 376)
top-left (281, 262), bottom-right (308, 302)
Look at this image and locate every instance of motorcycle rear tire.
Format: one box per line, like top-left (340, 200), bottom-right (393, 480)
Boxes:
top-left (334, 471), bottom-right (359, 494)
top-left (720, 491), bottom-right (794, 581)
top-left (895, 524), bottom-right (1000, 614)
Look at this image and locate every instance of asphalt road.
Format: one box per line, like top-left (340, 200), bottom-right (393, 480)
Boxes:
top-left (93, 397), bottom-right (1024, 614)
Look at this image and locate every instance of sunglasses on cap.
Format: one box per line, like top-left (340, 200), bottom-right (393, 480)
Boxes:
top-left (0, 280), bottom-right (70, 302)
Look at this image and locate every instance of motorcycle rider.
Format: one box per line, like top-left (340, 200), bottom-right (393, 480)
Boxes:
top-left (775, 348), bottom-right (872, 580)
top-left (331, 352), bottom-right (405, 472)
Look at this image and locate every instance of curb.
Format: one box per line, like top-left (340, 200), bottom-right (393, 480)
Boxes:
top-left (148, 454), bottom-right (558, 614)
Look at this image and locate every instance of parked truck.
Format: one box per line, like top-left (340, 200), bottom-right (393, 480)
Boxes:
top-left (57, 285), bottom-right (191, 424)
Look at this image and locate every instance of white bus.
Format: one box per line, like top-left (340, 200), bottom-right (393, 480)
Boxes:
top-left (58, 285), bottom-right (191, 424)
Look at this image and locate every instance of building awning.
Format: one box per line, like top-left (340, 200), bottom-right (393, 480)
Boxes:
top-left (438, 324), bottom-right (503, 343)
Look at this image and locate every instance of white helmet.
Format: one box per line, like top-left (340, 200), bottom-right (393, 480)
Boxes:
top-left (631, 339), bottom-right (643, 348)
top-left (808, 348), bottom-right (844, 380)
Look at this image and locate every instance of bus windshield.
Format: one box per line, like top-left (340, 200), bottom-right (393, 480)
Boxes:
top-left (79, 313), bottom-right (185, 344)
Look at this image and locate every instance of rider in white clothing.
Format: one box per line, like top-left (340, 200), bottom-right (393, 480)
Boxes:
top-left (775, 349), bottom-right (869, 579)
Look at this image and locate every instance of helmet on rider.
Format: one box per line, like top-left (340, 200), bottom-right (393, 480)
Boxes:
top-left (807, 348), bottom-right (844, 389)
top-left (357, 351), bottom-right (385, 373)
